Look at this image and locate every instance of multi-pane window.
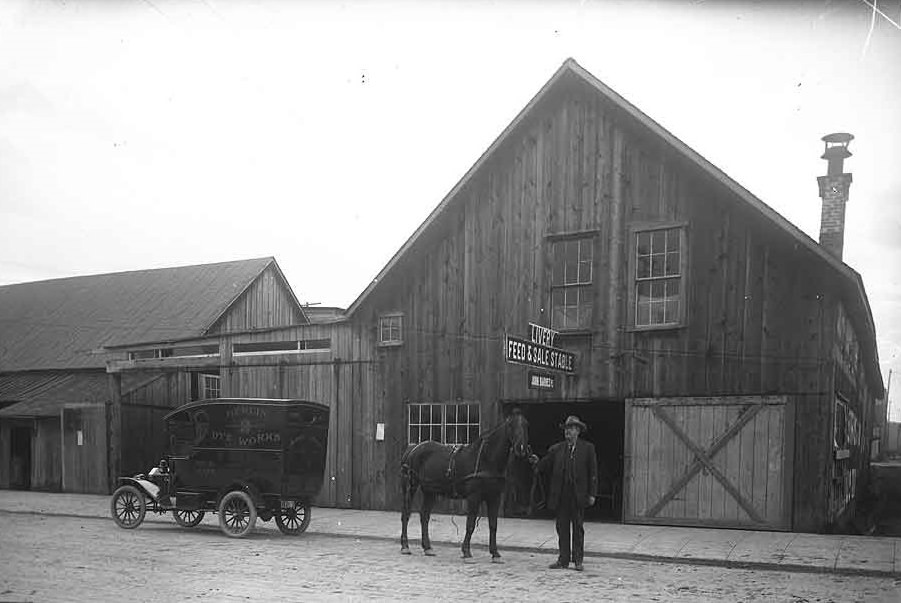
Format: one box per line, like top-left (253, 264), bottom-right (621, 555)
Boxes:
top-left (634, 227), bottom-right (684, 327)
top-left (201, 374), bottom-right (221, 399)
top-left (551, 237), bottom-right (594, 330)
top-left (444, 404), bottom-right (480, 445)
top-left (379, 314), bottom-right (403, 345)
top-left (408, 403), bottom-right (480, 445)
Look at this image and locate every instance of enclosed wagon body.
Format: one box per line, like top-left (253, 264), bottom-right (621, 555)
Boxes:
top-left (111, 398), bottom-right (330, 537)
top-left (164, 398), bottom-right (329, 502)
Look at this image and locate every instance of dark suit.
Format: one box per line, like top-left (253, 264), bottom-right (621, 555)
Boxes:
top-left (537, 438), bottom-right (598, 565)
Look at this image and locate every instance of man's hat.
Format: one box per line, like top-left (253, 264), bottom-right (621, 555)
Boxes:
top-left (562, 415), bottom-right (587, 433)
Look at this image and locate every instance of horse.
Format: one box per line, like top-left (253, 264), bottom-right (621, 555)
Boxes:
top-left (399, 408), bottom-right (530, 562)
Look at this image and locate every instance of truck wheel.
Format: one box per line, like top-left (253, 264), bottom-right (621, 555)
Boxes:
top-left (218, 490), bottom-right (257, 538)
top-left (173, 509), bottom-right (205, 528)
top-left (111, 485), bottom-right (146, 529)
top-left (275, 500), bottom-right (312, 536)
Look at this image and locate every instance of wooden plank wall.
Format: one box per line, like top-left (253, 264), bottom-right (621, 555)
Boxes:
top-left (62, 405), bottom-right (108, 494)
top-left (119, 371), bottom-right (192, 477)
top-left (32, 418), bottom-right (61, 491)
top-left (345, 78), bottom-right (857, 523)
top-left (207, 265), bottom-right (305, 335)
top-left (625, 396), bottom-right (792, 530)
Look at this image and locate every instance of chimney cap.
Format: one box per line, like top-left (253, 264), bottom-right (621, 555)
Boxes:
top-left (821, 132), bottom-right (853, 161)
top-left (822, 132), bottom-right (854, 144)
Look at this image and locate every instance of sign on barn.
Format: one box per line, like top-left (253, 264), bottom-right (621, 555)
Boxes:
top-left (505, 323), bottom-right (576, 374)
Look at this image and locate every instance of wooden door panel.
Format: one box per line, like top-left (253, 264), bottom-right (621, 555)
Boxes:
top-left (624, 396), bottom-right (793, 530)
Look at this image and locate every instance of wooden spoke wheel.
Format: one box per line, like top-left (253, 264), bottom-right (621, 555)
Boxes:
top-left (218, 490), bottom-right (257, 538)
top-left (173, 509), bottom-right (205, 528)
top-left (111, 485), bottom-right (147, 529)
top-left (275, 500), bottom-right (312, 536)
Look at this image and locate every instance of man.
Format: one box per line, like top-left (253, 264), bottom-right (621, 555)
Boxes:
top-left (530, 415), bottom-right (598, 571)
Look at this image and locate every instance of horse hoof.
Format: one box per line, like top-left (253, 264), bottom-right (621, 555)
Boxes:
top-left (401, 548), bottom-right (411, 555)
top-left (491, 556), bottom-right (504, 564)
top-left (463, 557), bottom-right (476, 564)
top-left (423, 549), bottom-right (436, 557)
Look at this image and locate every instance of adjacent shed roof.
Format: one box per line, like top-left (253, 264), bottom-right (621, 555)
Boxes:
top-left (0, 372), bottom-right (110, 418)
top-left (0, 257), bottom-right (302, 371)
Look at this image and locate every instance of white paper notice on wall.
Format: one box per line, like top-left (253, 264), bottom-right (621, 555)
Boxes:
top-left (376, 423), bottom-right (385, 441)
top-left (77, 430), bottom-right (84, 446)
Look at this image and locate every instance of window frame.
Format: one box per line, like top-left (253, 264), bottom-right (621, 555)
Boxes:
top-left (200, 373), bottom-right (221, 399)
top-left (407, 402), bottom-right (481, 445)
top-left (378, 313), bottom-right (404, 347)
top-left (627, 222), bottom-right (688, 331)
top-left (547, 231), bottom-right (598, 332)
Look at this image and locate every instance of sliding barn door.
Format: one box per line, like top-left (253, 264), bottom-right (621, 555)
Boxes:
top-left (624, 396), bottom-right (794, 530)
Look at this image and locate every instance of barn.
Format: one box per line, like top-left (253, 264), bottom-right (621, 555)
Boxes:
top-left (0, 257), bottom-right (313, 495)
top-left (1, 59), bottom-right (884, 534)
top-left (338, 58), bottom-right (884, 533)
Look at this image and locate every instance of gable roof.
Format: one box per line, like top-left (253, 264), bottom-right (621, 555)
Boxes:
top-left (0, 257), bottom-right (306, 371)
top-left (345, 58), bottom-right (883, 397)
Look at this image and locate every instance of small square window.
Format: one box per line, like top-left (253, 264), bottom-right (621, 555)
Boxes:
top-left (379, 314), bottom-right (403, 345)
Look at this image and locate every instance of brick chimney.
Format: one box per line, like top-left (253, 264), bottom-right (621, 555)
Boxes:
top-left (816, 133), bottom-right (853, 260)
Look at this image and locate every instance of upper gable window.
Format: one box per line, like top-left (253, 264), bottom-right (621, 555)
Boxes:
top-left (632, 226), bottom-right (686, 328)
top-left (379, 314), bottom-right (403, 345)
top-left (550, 236), bottom-right (594, 330)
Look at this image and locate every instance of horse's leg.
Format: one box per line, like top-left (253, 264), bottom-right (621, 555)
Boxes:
top-left (421, 491), bottom-right (437, 556)
top-left (461, 494), bottom-right (480, 560)
top-left (487, 494), bottom-right (503, 563)
top-left (400, 470), bottom-right (414, 555)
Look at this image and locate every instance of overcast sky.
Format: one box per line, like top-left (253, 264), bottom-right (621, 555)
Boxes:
top-left (1, 0), bottom-right (900, 416)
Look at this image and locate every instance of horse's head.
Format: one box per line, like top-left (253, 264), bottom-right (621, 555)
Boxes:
top-left (505, 408), bottom-right (529, 459)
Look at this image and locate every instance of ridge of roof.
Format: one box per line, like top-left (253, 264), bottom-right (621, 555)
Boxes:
top-left (0, 256), bottom-right (276, 290)
top-left (200, 257), bottom-right (309, 336)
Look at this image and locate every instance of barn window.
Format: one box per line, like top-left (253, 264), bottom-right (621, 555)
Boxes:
top-left (408, 403), bottom-right (480, 445)
top-left (632, 225), bottom-right (686, 328)
top-left (233, 339), bottom-right (331, 356)
top-left (550, 236), bottom-right (594, 330)
top-left (201, 374), bottom-right (221, 399)
top-left (379, 314), bottom-right (403, 345)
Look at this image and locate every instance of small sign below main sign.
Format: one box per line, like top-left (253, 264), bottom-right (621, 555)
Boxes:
top-left (528, 372), bottom-right (556, 391)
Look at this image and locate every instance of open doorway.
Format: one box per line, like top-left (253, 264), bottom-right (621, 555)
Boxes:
top-left (10, 425), bottom-right (32, 490)
top-left (506, 401), bottom-right (624, 522)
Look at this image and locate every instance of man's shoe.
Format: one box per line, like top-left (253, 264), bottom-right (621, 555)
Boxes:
top-left (573, 561), bottom-right (584, 571)
top-left (548, 561), bottom-right (568, 569)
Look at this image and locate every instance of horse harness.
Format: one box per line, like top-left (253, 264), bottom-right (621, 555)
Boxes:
top-left (445, 440), bottom-right (488, 497)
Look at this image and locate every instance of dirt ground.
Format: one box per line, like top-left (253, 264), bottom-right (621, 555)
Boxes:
top-left (1, 512), bottom-right (899, 602)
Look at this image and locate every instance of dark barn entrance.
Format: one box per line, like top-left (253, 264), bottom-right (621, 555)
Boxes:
top-left (10, 425), bottom-right (32, 490)
top-left (506, 401), bottom-right (624, 522)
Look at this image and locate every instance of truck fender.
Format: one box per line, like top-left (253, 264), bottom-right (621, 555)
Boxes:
top-left (117, 476), bottom-right (160, 501)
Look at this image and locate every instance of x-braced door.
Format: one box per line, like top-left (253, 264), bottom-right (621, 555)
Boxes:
top-left (624, 396), bottom-right (794, 530)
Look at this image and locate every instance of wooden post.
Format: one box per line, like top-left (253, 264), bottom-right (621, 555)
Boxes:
top-left (607, 129), bottom-right (625, 398)
top-left (107, 372), bottom-right (122, 494)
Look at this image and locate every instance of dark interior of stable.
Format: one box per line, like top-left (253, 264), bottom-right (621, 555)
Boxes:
top-left (505, 401), bottom-right (624, 522)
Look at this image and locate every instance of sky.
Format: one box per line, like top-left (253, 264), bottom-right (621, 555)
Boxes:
top-left (1, 0), bottom-right (900, 416)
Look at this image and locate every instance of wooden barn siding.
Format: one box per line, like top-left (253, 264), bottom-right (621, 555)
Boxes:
top-left (62, 405), bottom-right (108, 494)
top-left (32, 418), bottom-right (61, 490)
top-left (351, 84), bottom-right (850, 523)
top-left (207, 265), bottom-right (303, 335)
top-left (120, 372), bottom-right (191, 477)
top-left (211, 323), bottom-right (380, 510)
top-left (831, 300), bottom-right (875, 524)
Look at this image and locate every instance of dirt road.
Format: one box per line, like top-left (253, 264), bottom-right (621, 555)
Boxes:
top-left (1, 512), bottom-right (899, 602)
